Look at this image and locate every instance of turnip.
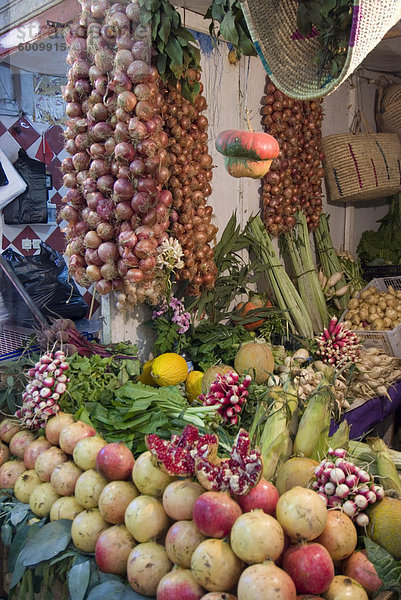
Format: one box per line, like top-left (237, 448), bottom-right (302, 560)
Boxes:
top-left (29, 482), bottom-right (60, 517)
top-left (165, 520), bottom-right (206, 568)
top-left (98, 480), bottom-right (139, 524)
top-left (282, 542), bottom-right (334, 595)
top-left (71, 508), bottom-right (110, 552)
top-left (314, 510), bottom-right (357, 562)
top-left (230, 510), bottom-right (284, 564)
top-left (73, 435), bottom-right (107, 470)
top-left (23, 438), bottom-right (51, 469)
top-left (59, 420), bottom-right (96, 454)
top-left (35, 446), bottom-right (69, 482)
top-left (74, 469), bottom-right (108, 508)
top-left (45, 412), bottom-right (75, 445)
top-left (9, 430), bottom-right (35, 459)
top-left (95, 524), bottom-right (136, 574)
top-left (50, 461), bottom-right (83, 496)
top-left (276, 487), bottom-right (327, 541)
top-left (237, 562), bottom-right (296, 600)
top-left (0, 460), bottom-right (26, 489)
top-left (125, 495), bottom-right (169, 542)
top-left (0, 419), bottom-right (20, 443)
top-left (157, 567), bottom-right (205, 600)
top-left (193, 492), bottom-right (242, 539)
top-left (235, 478), bottom-right (279, 516)
top-left (50, 496), bottom-right (84, 521)
top-left (191, 539), bottom-right (242, 592)
top-left (127, 542), bottom-right (172, 596)
top-left (162, 480), bottom-right (203, 521)
top-left (0, 441), bottom-right (10, 467)
top-left (322, 575), bottom-right (369, 599)
top-left (14, 469), bottom-right (41, 503)
top-left (343, 550), bottom-right (382, 596)
top-left (132, 450), bottom-right (175, 497)
top-left (96, 442), bottom-right (135, 481)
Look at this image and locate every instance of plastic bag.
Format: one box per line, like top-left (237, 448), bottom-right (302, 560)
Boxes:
top-left (3, 148), bottom-right (48, 224)
top-left (1, 243), bottom-right (88, 326)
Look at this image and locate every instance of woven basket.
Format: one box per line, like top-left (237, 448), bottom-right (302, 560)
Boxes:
top-left (240, 0), bottom-right (401, 100)
top-left (377, 83), bottom-right (401, 138)
top-left (322, 114), bottom-right (401, 203)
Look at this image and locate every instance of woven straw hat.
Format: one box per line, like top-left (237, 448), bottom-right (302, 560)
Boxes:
top-left (240, 0), bottom-right (401, 100)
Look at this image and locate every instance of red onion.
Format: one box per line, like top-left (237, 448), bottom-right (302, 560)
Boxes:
top-left (61, 157), bottom-right (75, 173)
top-left (89, 65), bottom-right (103, 83)
top-left (113, 178), bottom-right (134, 201)
top-left (74, 222), bottom-right (90, 236)
top-left (89, 143), bottom-right (106, 159)
top-left (127, 268), bottom-right (144, 282)
top-left (89, 159), bottom-right (111, 178)
top-left (75, 79), bottom-right (91, 96)
top-left (115, 142), bottom-right (136, 163)
top-left (104, 137), bottom-right (116, 156)
top-left (100, 261), bottom-right (119, 280)
top-left (112, 278), bottom-right (124, 291)
top-left (69, 253), bottom-right (86, 269)
top-left (98, 241), bottom-right (119, 262)
top-left (122, 248), bottom-right (139, 267)
top-left (83, 177), bottom-right (98, 193)
top-left (109, 72), bottom-right (132, 94)
top-left (84, 230), bottom-right (102, 249)
top-left (100, 24), bottom-right (115, 46)
top-left (86, 264), bottom-right (102, 282)
top-left (72, 152), bottom-right (90, 171)
top-left (126, 1), bottom-right (141, 22)
top-left (131, 192), bottom-right (155, 214)
top-left (137, 177), bottom-right (157, 195)
top-left (114, 121), bottom-right (130, 141)
top-left (72, 58), bottom-right (90, 79)
top-left (59, 205), bottom-right (79, 224)
top-left (118, 165), bottom-right (130, 179)
top-left (127, 60), bottom-right (150, 84)
top-left (92, 121), bottom-right (113, 141)
top-left (91, 0), bottom-right (109, 19)
top-left (95, 279), bottom-right (112, 295)
top-left (135, 100), bottom-right (153, 121)
top-left (117, 91), bottom-right (137, 112)
top-left (95, 49), bottom-right (114, 73)
top-left (116, 31), bottom-right (133, 50)
top-left (91, 101), bottom-right (109, 121)
top-left (97, 197), bottom-right (114, 219)
top-left (128, 117), bottom-right (147, 140)
top-left (141, 208), bottom-right (157, 226)
top-left (109, 11), bottom-right (130, 30)
top-left (115, 49), bottom-right (133, 72)
top-left (115, 201), bottom-right (134, 221)
top-left (134, 24), bottom-right (151, 42)
top-left (85, 248), bottom-right (103, 267)
top-left (138, 256), bottom-right (156, 271)
top-left (69, 237), bottom-right (84, 255)
top-left (97, 175), bottom-right (115, 195)
top-left (75, 133), bottom-right (90, 151)
top-left (129, 158), bottom-right (145, 176)
top-left (118, 230), bottom-right (138, 249)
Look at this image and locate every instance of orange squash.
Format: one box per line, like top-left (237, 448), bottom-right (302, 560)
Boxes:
top-left (236, 296), bottom-right (273, 330)
top-left (215, 129), bottom-right (280, 179)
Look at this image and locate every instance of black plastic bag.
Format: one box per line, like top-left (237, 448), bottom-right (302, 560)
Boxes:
top-left (3, 148), bottom-right (48, 224)
top-left (1, 243), bottom-right (88, 326)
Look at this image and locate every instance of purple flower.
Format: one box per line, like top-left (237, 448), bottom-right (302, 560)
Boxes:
top-left (152, 301), bottom-right (168, 320)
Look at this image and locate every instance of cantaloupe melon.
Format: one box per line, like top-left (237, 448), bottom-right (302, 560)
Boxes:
top-left (275, 457), bottom-right (318, 496)
top-left (234, 341), bottom-right (274, 384)
top-left (201, 365), bottom-right (234, 394)
top-left (368, 496), bottom-right (401, 559)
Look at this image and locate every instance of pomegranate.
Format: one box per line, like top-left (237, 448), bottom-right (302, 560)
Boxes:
top-left (237, 562), bottom-right (296, 600)
top-left (29, 482), bottom-right (60, 517)
top-left (73, 436), bottom-right (107, 470)
top-left (35, 446), bottom-right (69, 482)
top-left (59, 421), bottom-right (96, 454)
top-left (230, 510), bottom-right (284, 563)
top-left (192, 492), bottom-right (242, 538)
top-left (9, 430), bottom-right (35, 458)
top-left (50, 461), bottom-right (83, 496)
top-left (14, 470), bottom-right (41, 503)
top-left (95, 524), bottom-right (136, 574)
top-left (276, 487), bottom-right (327, 541)
top-left (236, 478), bottom-right (279, 515)
top-left (99, 480), bottom-right (139, 524)
top-left (157, 567), bottom-right (205, 600)
top-left (322, 575), bottom-right (369, 599)
top-left (314, 511), bottom-right (357, 562)
top-left (71, 508), bottom-right (110, 552)
top-left (127, 542), bottom-right (172, 596)
top-left (24, 438), bottom-right (51, 469)
top-left (74, 469), bottom-right (108, 508)
top-left (0, 419), bottom-right (20, 443)
top-left (132, 450), bottom-right (175, 497)
top-left (0, 441), bottom-right (10, 466)
top-left (165, 520), bottom-right (206, 568)
top-left (343, 550), bottom-right (382, 596)
top-left (125, 494), bottom-right (169, 542)
top-left (162, 480), bottom-right (203, 520)
top-left (191, 539), bottom-right (242, 592)
top-left (0, 460), bottom-right (26, 488)
top-left (50, 496), bottom-right (84, 521)
top-left (282, 542), bottom-right (334, 595)
top-left (95, 442), bottom-right (135, 480)
top-left (45, 412), bottom-right (74, 445)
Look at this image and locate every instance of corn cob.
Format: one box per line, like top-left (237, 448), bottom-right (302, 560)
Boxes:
top-left (263, 430), bottom-right (289, 481)
top-left (311, 410), bottom-right (331, 462)
top-left (348, 440), bottom-right (401, 469)
top-left (293, 381), bottom-right (332, 457)
top-left (368, 437), bottom-right (401, 495)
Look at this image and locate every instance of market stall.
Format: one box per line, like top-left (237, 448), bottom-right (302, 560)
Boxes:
top-left (1, 0), bottom-right (401, 599)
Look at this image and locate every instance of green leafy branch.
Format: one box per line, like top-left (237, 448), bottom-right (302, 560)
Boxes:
top-left (204, 0), bottom-right (256, 59)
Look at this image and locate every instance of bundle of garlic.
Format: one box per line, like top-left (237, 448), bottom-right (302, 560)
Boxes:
top-left (349, 346), bottom-right (401, 401)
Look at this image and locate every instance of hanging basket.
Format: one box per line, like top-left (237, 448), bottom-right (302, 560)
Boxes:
top-left (376, 83), bottom-right (401, 139)
top-left (240, 0), bottom-right (401, 100)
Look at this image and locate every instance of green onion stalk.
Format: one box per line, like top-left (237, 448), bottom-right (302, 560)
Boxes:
top-left (245, 216), bottom-right (314, 339)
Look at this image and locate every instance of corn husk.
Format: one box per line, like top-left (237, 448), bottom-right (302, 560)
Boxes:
top-left (368, 437), bottom-right (401, 495)
top-left (293, 381), bottom-right (332, 457)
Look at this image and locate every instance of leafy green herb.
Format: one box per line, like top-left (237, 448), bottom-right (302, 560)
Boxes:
top-left (0, 352), bottom-right (39, 415)
top-left (357, 194), bottom-right (401, 266)
top-left (204, 0), bottom-right (256, 60)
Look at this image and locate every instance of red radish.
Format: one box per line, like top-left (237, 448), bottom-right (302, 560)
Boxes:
top-left (35, 446), bottom-right (69, 482)
top-left (230, 510), bottom-right (284, 564)
top-left (59, 421), bottom-right (96, 455)
top-left (235, 478), bottom-right (279, 515)
top-left (314, 510), bottom-right (357, 562)
top-left (343, 550), bottom-right (382, 596)
top-left (45, 412), bottom-right (75, 445)
top-left (99, 480), bottom-right (139, 524)
top-left (162, 480), bottom-right (203, 521)
top-left (0, 419), bottom-right (20, 443)
top-left (157, 567), bottom-right (205, 600)
top-left (192, 492), bottom-right (242, 538)
top-left (96, 442), bottom-right (135, 481)
top-left (24, 438), bottom-right (52, 469)
top-left (9, 430), bottom-right (35, 459)
top-left (0, 442), bottom-right (10, 467)
top-left (237, 562), bottom-right (296, 600)
top-left (282, 542), bottom-right (334, 595)
top-left (165, 520), bottom-right (206, 569)
top-left (0, 460), bottom-right (26, 489)
top-left (95, 524), bottom-right (135, 574)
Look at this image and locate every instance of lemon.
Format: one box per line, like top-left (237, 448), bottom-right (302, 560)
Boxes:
top-left (137, 359), bottom-right (156, 386)
top-left (151, 353), bottom-right (188, 387)
top-left (185, 370), bottom-right (204, 402)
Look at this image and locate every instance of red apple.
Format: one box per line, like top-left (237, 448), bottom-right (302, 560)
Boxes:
top-left (96, 442), bottom-right (135, 481)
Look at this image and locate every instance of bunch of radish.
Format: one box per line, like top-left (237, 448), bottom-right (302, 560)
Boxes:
top-left (260, 78), bottom-right (324, 236)
top-left (199, 372), bottom-right (252, 425)
top-left (15, 351), bottom-right (69, 429)
top-left (312, 447), bottom-right (384, 527)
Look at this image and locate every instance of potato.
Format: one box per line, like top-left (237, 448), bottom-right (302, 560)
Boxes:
top-left (347, 298), bottom-right (359, 310)
top-left (372, 318), bottom-right (384, 331)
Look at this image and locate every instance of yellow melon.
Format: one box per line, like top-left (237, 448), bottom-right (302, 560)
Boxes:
top-left (151, 353), bottom-right (188, 387)
top-left (234, 341), bottom-right (274, 384)
top-left (275, 457), bottom-right (318, 496)
top-left (368, 496), bottom-right (401, 559)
